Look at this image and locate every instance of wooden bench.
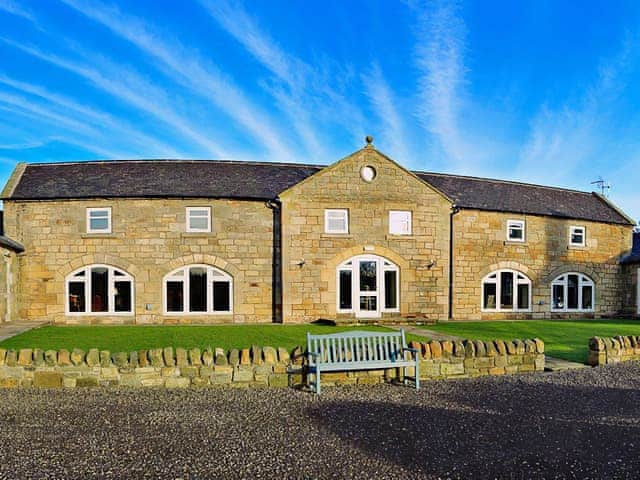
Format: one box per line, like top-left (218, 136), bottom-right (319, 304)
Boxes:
top-left (306, 329), bottom-right (419, 394)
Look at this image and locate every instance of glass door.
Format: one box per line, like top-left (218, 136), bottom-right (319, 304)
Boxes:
top-left (356, 259), bottom-right (379, 318)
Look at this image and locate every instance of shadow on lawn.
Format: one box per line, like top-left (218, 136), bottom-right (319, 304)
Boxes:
top-left (304, 381), bottom-right (640, 478)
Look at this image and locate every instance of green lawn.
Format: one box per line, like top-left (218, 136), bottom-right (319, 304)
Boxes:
top-left (426, 320), bottom-right (640, 363)
top-left (0, 324), bottom-right (423, 353)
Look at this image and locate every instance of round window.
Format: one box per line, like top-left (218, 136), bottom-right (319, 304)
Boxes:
top-left (360, 165), bottom-right (377, 182)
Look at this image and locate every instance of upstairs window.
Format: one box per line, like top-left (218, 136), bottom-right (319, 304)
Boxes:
top-left (324, 209), bottom-right (349, 234)
top-left (482, 269), bottom-right (531, 311)
top-left (507, 220), bottom-right (525, 242)
top-left (186, 207), bottom-right (211, 233)
top-left (389, 210), bottom-right (412, 235)
top-left (86, 207), bottom-right (111, 234)
top-left (569, 226), bottom-right (586, 247)
top-left (552, 273), bottom-right (594, 312)
top-left (66, 265), bottom-right (133, 315)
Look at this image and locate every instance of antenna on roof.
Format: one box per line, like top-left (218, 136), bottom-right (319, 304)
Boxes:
top-left (591, 176), bottom-right (610, 196)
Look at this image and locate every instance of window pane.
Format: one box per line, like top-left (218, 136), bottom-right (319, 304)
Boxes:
top-left (384, 270), bottom-right (397, 309)
top-left (166, 281), bottom-right (184, 312)
top-left (553, 285), bottom-right (564, 309)
top-left (508, 223), bottom-right (523, 240)
top-left (213, 281), bottom-right (230, 311)
top-left (567, 274), bottom-right (579, 309)
top-left (89, 210), bottom-right (109, 218)
top-left (517, 284), bottom-right (529, 310)
top-left (189, 267), bottom-right (207, 312)
top-left (582, 285), bottom-right (593, 310)
top-left (500, 272), bottom-right (514, 309)
top-left (114, 281), bottom-right (132, 312)
top-left (90, 218), bottom-right (109, 231)
top-left (483, 282), bottom-right (496, 309)
top-left (571, 229), bottom-right (584, 245)
top-left (91, 267), bottom-right (109, 312)
top-left (189, 217), bottom-right (209, 231)
top-left (69, 282), bottom-right (85, 313)
top-left (189, 209), bottom-right (209, 217)
top-left (389, 211), bottom-right (411, 235)
top-left (359, 296), bottom-right (377, 311)
top-left (359, 261), bottom-right (377, 292)
top-left (339, 270), bottom-right (352, 310)
top-left (113, 270), bottom-right (125, 277)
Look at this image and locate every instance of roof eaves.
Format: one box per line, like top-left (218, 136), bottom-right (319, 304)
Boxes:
top-left (592, 192), bottom-right (637, 226)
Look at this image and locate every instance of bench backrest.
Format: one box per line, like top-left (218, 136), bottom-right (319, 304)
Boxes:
top-left (306, 330), bottom-right (407, 366)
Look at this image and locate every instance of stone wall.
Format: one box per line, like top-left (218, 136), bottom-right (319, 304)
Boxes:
top-left (3, 198), bottom-right (275, 324)
top-left (588, 335), bottom-right (640, 366)
top-left (621, 264), bottom-right (639, 316)
top-left (280, 147), bottom-right (451, 323)
top-left (452, 210), bottom-right (633, 319)
top-left (0, 251), bottom-right (20, 323)
top-left (0, 338), bottom-right (544, 388)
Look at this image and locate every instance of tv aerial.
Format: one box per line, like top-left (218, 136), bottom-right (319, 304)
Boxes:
top-left (591, 176), bottom-right (610, 196)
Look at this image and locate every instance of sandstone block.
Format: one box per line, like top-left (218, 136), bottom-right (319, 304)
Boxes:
top-left (176, 348), bottom-right (188, 367)
top-left (181, 366), bottom-right (199, 378)
top-left (166, 377), bottom-right (190, 388)
top-left (524, 339), bottom-right (536, 353)
top-left (534, 338), bottom-right (545, 354)
top-left (429, 341), bottom-right (442, 358)
top-left (149, 349), bottom-right (164, 368)
top-left (211, 372), bottom-right (233, 384)
top-left (494, 356), bottom-right (507, 368)
top-left (120, 373), bottom-right (141, 387)
top-left (263, 346), bottom-right (277, 365)
top-left (507, 355), bottom-right (523, 366)
top-left (441, 341), bottom-right (453, 357)
top-left (199, 366), bottom-right (213, 377)
top-left (505, 341), bottom-right (517, 355)
top-left (62, 376), bottom-right (76, 388)
top-left (233, 366), bottom-right (253, 382)
top-left (18, 349), bottom-right (32, 366)
top-left (420, 342), bottom-right (431, 360)
top-left (277, 347), bottom-right (290, 364)
top-left (161, 367), bottom-right (179, 377)
top-left (268, 374), bottom-right (288, 387)
top-left (138, 350), bottom-right (148, 367)
top-left (129, 351), bottom-right (138, 368)
top-left (112, 352), bottom-right (129, 368)
top-left (34, 371), bottom-right (62, 388)
top-left (44, 350), bottom-right (57, 366)
top-left (251, 345), bottom-right (263, 365)
top-left (485, 341), bottom-right (498, 357)
top-left (163, 347), bottom-right (175, 367)
top-left (86, 349), bottom-right (100, 367)
top-left (534, 354), bottom-right (545, 371)
top-left (0, 349), bottom-right (6, 366)
top-left (514, 340), bottom-right (525, 354)
top-left (192, 377), bottom-right (209, 387)
top-left (228, 349), bottom-right (240, 366)
top-left (76, 376), bottom-right (99, 387)
top-left (0, 377), bottom-right (19, 388)
top-left (441, 363), bottom-right (464, 376)
top-left (494, 340), bottom-right (507, 355)
top-left (464, 341), bottom-right (475, 357)
top-left (201, 348), bottom-right (213, 366)
top-left (58, 349), bottom-right (71, 366)
top-left (474, 340), bottom-right (486, 356)
top-left (489, 367), bottom-right (505, 375)
top-left (70, 349), bottom-right (85, 366)
top-left (214, 348), bottom-right (227, 366)
top-left (189, 348), bottom-right (202, 366)
top-left (100, 351), bottom-right (112, 367)
top-left (33, 349), bottom-right (45, 367)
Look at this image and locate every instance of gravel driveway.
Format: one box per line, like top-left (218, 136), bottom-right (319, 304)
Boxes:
top-left (1, 363), bottom-right (640, 479)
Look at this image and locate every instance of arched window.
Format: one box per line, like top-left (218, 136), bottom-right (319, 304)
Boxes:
top-left (482, 269), bottom-right (531, 311)
top-left (337, 255), bottom-right (399, 318)
top-left (66, 265), bottom-right (133, 315)
top-left (551, 273), bottom-right (594, 312)
top-left (164, 264), bottom-right (232, 314)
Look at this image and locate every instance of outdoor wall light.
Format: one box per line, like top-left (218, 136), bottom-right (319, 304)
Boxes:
top-left (296, 259), bottom-right (306, 267)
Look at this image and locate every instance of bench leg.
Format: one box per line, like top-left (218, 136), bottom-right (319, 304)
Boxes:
top-left (415, 361), bottom-right (420, 390)
top-left (316, 369), bottom-right (321, 394)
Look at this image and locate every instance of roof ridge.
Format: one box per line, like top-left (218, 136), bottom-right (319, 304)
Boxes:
top-left (25, 159), bottom-right (327, 169)
top-left (414, 170), bottom-right (594, 195)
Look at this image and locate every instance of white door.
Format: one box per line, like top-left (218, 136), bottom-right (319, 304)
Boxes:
top-left (356, 258), bottom-right (380, 318)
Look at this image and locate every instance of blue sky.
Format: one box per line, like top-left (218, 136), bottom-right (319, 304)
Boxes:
top-left (0, 0), bottom-right (639, 222)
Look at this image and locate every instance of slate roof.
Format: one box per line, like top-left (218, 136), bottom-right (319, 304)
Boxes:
top-left (622, 231), bottom-right (640, 264)
top-left (416, 172), bottom-right (634, 225)
top-left (3, 159), bottom-right (635, 226)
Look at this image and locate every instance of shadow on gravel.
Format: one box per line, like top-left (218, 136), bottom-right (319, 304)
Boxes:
top-left (305, 382), bottom-right (640, 478)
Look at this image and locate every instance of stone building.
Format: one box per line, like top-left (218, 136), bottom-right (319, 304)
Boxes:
top-left (621, 231), bottom-right (640, 316)
top-left (0, 142), bottom-right (636, 324)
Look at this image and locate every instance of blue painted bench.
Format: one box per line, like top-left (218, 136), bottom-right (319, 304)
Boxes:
top-left (306, 329), bottom-right (420, 394)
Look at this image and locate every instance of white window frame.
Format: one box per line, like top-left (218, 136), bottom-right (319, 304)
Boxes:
top-left (389, 210), bottom-right (412, 235)
top-left (481, 269), bottom-right (532, 312)
top-left (506, 219), bottom-right (525, 242)
top-left (324, 209), bottom-right (349, 234)
top-left (336, 255), bottom-right (400, 315)
top-left (86, 207), bottom-right (112, 234)
top-left (186, 207), bottom-right (211, 233)
top-left (163, 264), bottom-right (232, 315)
top-left (569, 225), bottom-right (586, 247)
top-left (551, 273), bottom-right (595, 312)
top-left (65, 264), bottom-right (134, 316)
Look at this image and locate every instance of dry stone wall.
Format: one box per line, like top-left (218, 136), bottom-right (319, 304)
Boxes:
top-left (588, 335), bottom-right (640, 366)
top-left (0, 338), bottom-right (544, 388)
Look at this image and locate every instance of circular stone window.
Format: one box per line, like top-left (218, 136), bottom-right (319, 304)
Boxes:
top-left (360, 165), bottom-right (377, 182)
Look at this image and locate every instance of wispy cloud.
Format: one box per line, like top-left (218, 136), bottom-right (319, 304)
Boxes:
top-left (0, 0), bottom-right (36, 23)
top-left (1, 37), bottom-right (227, 157)
top-left (516, 36), bottom-right (635, 186)
top-left (59, 0), bottom-right (297, 161)
top-left (0, 74), bottom-right (183, 158)
top-left (199, 0), bottom-right (367, 160)
top-left (362, 63), bottom-right (411, 163)
top-left (414, 0), bottom-right (468, 166)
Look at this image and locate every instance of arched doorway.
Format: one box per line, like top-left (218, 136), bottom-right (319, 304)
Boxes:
top-left (337, 255), bottom-right (399, 318)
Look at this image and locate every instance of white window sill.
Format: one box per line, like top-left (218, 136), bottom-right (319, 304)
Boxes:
top-left (503, 240), bottom-right (527, 246)
top-left (386, 234), bottom-right (414, 240)
top-left (181, 232), bottom-right (213, 238)
top-left (321, 233), bottom-right (352, 238)
top-left (567, 245), bottom-right (586, 250)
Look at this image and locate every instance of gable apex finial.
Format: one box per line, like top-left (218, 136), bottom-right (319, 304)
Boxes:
top-left (365, 135), bottom-right (374, 148)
